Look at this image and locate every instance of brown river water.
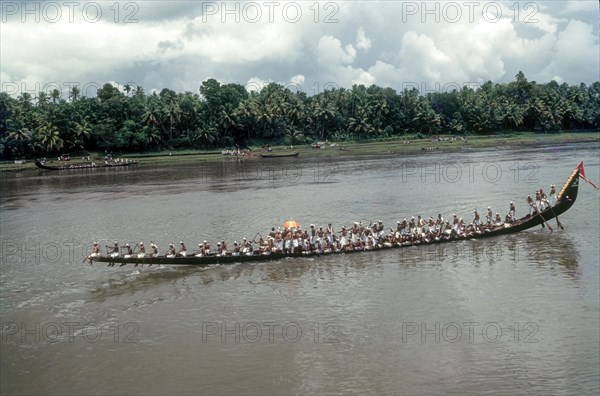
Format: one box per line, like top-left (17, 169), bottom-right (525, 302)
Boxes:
top-left (1, 143), bottom-right (599, 395)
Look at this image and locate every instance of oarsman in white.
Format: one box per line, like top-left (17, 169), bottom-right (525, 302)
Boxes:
top-left (150, 242), bottom-right (159, 258)
top-left (472, 209), bottom-right (481, 230)
top-left (494, 213), bottom-right (504, 227)
top-left (509, 201), bottom-right (516, 222)
top-left (232, 241), bottom-right (241, 256)
top-left (195, 244), bottom-right (204, 257)
top-left (549, 184), bottom-right (557, 207)
top-left (90, 241), bottom-right (101, 258)
top-left (107, 242), bottom-right (119, 259)
top-left (327, 223), bottom-right (334, 244)
top-left (292, 233), bottom-right (300, 253)
top-left (340, 226), bottom-right (348, 249)
top-left (166, 243), bottom-right (176, 258)
top-left (539, 188), bottom-right (547, 210)
top-left (486, 207), bottom-right (493, 225)
top-left (123, 243), bottom-right (134, 259)
top-left (242, 238), bottom-right (253, 255)
top-left (527, 194), bottom-right (535, 216)
top-left (220, 240), bottom-right (228, 255)
top-left (178, 241), bottom-right (187, 257)
top-left (201, 240), bottom-right (211, 256)
top-left (134, 242), bottom-right (146, 259)
top-left (535, 190), bottom-right (542, 212)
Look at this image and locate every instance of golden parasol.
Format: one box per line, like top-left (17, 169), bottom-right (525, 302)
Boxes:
top-left (283, 219), bottom-right (300, 229)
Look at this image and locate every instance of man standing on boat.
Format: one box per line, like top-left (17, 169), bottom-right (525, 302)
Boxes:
top-left (527, 195), bottom-right (535, 216)
top-left (509, 201), bottom-right (516, 223)
top-left (549, 184), bottom-right (557, 206)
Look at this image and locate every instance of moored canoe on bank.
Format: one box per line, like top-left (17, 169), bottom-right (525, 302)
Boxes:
top-left (259, 152), bottom-right (299, 158)
top-left (35, 159), bottom-right (139, 170)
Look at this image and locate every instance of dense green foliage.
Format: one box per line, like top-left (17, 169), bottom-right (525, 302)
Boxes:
top-left (1, 72), bottom-right (598, 158)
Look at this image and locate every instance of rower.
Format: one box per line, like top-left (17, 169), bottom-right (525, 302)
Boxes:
top-left (178, 241), bottom-right (187, 257)
top-left (539, 188), bottom-right (547, 210)
top-left (107, 242), bottom-right (119, 259)
top-left (327, 223), bottom-right (334, 244)
top-left (195, 243), bottom-right (204, 257)
top-left (220, 240), bottom-right (228, 255)
top-left (494, 213), bottom-right (503, 226)
top-left (166, 243), bottom-right (176, 258)
top-left (150, 242), bottom-right (159, 258)
top-left (232, 241), bottom-right (241, 256)
top-left (242, 238), bottom-right (253, 255)
top-left (201, 240), bottom-right (210, 255)
top-left (549, 184), bottom-right (557, 207)
top-left (340, 226), bottom-right (348, 248)
top-left (136, 242), bottom-right (146, 259)
top-left (123, 243), bottom-right (134, 259)
top-left (509, 201), bottom-right (516, 222)
top-left (90, 241), bottom-right (101, 258)
top-left (486, 207), bottom-right (493, 225)
top-left (472, 209), bottom-right (481, 230)
top-left (535, 190), bottom-right (542, 211)
top-left (527, 194), bottom-right (535, 216)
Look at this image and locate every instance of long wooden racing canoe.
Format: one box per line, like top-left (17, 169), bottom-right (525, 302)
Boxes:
top-left (35, 159), bottom-right (139, 170)
top-left (89, 164), bottom-right (583, 266)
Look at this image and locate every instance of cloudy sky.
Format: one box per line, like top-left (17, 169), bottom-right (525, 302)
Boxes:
top-left (1, 1), bottom-right (598, 98)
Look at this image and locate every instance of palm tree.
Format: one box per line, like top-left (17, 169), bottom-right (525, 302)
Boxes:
top-left (37, 92), bottom-right (49, 109)
top-left (69, 86), bottom-right (80, 102)
top-left (9, 127), bottom-right (31, 142)
top-left (39, 123), bottom-right (64, 152)
top-left (50, 89), bottom-right (61, 104)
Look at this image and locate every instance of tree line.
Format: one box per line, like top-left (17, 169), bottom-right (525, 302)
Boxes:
top-left (1, 71), bottom-right (598, 158)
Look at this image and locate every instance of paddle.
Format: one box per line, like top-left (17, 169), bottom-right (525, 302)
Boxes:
top-left (536, 210), bottom-right (553, 232)
top-left (544, 199), bottom-right (564, 230)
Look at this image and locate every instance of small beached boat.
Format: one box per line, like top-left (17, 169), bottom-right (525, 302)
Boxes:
top-left (35, 159), bottom-right (139, 170)
top-left (259, 152), bottom-right (299, 158)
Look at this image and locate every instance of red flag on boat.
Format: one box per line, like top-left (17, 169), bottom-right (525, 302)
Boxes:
top-left (577, 161), bottom-right (598, 189)
top-left (576, 161), bottom-right (586, 177)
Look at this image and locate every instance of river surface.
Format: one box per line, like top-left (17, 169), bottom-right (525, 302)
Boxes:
top-left (1, 143), bottom-right (599, 395)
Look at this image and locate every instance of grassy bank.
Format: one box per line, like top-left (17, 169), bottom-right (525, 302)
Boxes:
top-left (1, 131), bottom-right (598, 173)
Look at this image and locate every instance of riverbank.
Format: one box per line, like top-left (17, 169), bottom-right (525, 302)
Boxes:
top-left (1, 131), bottom-right (598, 172)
